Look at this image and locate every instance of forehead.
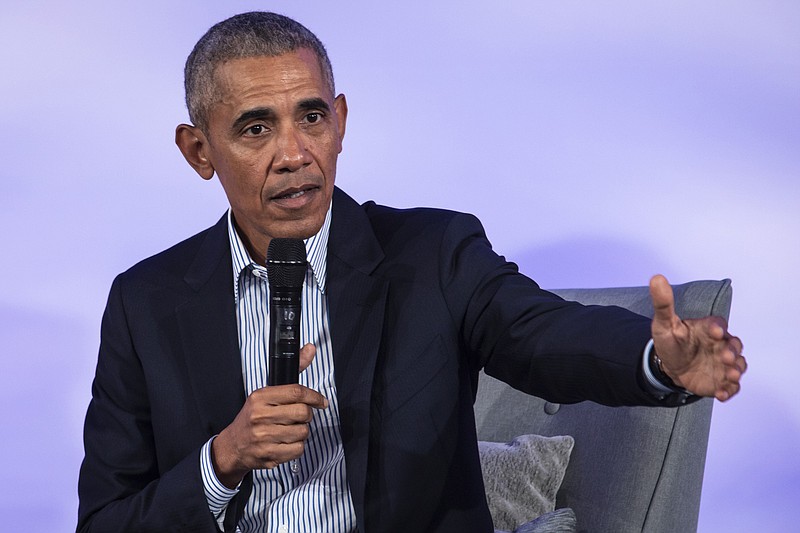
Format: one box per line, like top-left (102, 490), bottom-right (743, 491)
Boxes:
top-left (210, 48), bottom-right (330, 108)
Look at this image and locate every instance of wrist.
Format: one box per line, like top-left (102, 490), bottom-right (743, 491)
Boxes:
top-left (211, 432), bottom-right (248, 489)
top-left (649, 349), bottom-right (689, 393)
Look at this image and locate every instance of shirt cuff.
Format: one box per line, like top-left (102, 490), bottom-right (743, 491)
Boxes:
top-left (642, 339), bottom-right (680, 396)
top-left (642, 339), bottom-right (697, 406)
top-left (201, 436), bottom-right (240, 525)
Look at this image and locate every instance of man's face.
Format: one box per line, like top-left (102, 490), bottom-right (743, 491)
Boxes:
top-left (180, 48), bottom-right (347, 263)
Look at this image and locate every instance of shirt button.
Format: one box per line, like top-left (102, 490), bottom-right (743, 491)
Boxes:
top-left (278, 525), bottom-right (289, 533)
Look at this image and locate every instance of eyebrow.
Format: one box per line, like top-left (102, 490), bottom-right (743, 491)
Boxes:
top-left (297, 97), bottom-right (331, 114)
top-left (231, 107), bottom-right (276, 132)
top-left (230, 98), bottom-right (332, 133)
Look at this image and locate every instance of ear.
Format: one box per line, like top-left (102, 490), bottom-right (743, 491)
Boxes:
top-left (175, 124), bottom-right (215, 180)
top-left (333, 94), bottom-right (348, 152)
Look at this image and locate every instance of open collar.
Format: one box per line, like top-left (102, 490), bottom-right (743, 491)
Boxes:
top-left (226, 205), bottom-right (332, 302)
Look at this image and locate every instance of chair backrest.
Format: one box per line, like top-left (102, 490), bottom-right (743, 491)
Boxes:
top-left (474, 279), bottom-right (732, 533)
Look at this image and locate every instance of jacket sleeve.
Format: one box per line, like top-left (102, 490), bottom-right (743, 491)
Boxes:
top-left (77, 276), bottom-right (224, 532)
top-left (437, 212), bottom-right (665, 407)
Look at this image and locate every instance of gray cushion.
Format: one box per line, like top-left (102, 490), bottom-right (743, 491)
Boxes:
top-left (479, 434), bottom-right (574, 531)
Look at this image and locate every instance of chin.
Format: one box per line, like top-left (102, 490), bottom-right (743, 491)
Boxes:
top-left (275, 219), bottom-right (323, 240)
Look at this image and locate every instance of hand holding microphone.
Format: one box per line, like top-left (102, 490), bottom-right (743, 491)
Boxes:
top-left (210, 239), bottom-right (326, 488)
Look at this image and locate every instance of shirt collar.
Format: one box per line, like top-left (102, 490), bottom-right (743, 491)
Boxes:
top-left (227, 204), bottom-right (332, 303)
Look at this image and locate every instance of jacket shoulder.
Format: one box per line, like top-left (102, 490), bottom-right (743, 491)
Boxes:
top-left (115, 214), bottom-right (227, 289)
top-left (360, 200), bottom-right (487, 248)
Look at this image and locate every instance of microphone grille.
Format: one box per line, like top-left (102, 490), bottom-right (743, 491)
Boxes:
top-left (266, 238), bottom-right (307, 288)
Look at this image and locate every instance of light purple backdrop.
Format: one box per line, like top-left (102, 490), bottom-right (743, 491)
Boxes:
top-left (2, 1), bottom-right (798, 531)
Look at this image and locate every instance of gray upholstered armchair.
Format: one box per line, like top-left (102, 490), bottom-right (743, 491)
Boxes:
top-left (474, 279), bottom-right (732, 533)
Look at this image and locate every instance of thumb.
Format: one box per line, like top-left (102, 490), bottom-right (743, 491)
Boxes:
top-left (299, 343), bottom-right (317, 373)
top-left (649, 274), bottom-right (676, 326)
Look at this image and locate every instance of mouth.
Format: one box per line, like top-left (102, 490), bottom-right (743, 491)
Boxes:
top-left (269, 184), bottom-right (322, 208)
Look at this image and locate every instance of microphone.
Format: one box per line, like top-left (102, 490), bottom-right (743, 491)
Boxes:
top-left (266, 238), bottom-right (307, 387)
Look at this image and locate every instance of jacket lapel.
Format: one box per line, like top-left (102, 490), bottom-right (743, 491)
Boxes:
top-left (327, 188), bottom-right (387, 529)
top-left (174, 215), bottom-right (253, 531)
top-left (176, 214), bottom-right (246, 434)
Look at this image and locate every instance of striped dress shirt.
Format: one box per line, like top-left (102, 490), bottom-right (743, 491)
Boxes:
top-left (200, 206), bottom-right (356, 533)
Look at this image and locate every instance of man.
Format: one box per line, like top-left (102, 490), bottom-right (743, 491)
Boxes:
top-left (77, 12), bottom-right (746, 533)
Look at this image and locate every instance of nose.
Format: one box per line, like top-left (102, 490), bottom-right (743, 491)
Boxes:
top-left (275, 126), bottom-right (312, 173)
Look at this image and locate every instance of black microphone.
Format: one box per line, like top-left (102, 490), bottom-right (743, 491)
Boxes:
top-left (266, 238), bottom-right (307, 386)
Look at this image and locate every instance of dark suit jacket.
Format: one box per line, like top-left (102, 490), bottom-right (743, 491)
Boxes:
top-left (78, 187), bottom-right (664, 532)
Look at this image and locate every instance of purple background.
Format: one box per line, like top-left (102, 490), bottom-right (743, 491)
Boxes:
top-left (2, 1), bottom-right (798, 530)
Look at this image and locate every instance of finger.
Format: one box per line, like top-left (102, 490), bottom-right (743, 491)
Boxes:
top-left (712, 324), bottom-right (726, 340)
top-left (283, 404), bottom-right (315, 424)
top-left (649, 274), bottom-right (677, 326)
top-left (718, 380), bottom-right (740, 402)
top-left (275, 383), bottom-right (329, 409)
top-left (250, 384), bottom-right (329, 409)
top-left (727, 335), bottom-right (743, 356)
top-left (714, 335), bottom-right (743, 366)
top-left (260, 442), bottom-right (307, 469)
top-left (737, 354), bottom-right (748, 374)
top-left (255, 403), bottom-right (316, 425)
top-left (725, 364), bottom-right (743, 383)
top-left (715, 358), bottom-right (744, 402)
top-left (299, 343), bottom-right (317, 372)
top-left (270, 418), bottom-right (312, 439)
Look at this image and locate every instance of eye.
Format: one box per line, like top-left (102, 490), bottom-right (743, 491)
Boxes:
top-left (304, 112), bottom-right (322, 124)
top-left (244, 124), bottom-right (268, 136)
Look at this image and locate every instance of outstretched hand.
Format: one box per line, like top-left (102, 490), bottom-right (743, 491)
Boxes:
top-left (649, 275), bottom-right (747, 401)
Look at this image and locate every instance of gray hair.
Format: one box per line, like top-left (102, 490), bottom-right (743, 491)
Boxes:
top-left (184, 12), bottom-right (335, 131)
